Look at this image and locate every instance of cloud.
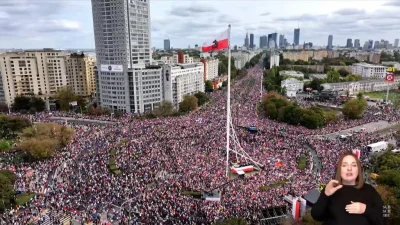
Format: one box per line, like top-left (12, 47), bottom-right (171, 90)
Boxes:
top-left (260, 12), bottom-right (270, 16)
top-left (217, 15), bottom-right (240, 25)
top-left (333, 8), bottom-right (366, 15)
top-left (274, 14), bottom-right (324, 22)
top-left (383, 0), bottom-right (400, 7)
top-left (170, 4), bottom-right (217, 17)
top-left (37, 20), bottom-right (82, 33)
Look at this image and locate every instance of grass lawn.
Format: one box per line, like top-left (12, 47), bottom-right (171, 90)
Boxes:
top-left (15, 193), bottom-right (36, 206)
top-left (365, 90), bottom-right (400, 101)
top-left (259, 180), bottom-right (288, 191)
top-left (298, 155), bottom-right (307, 170)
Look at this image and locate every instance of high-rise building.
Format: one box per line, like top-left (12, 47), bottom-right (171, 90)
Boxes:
top-left (91, 0), bottom-right (163, 113)
top-left (244, 33), bottom-right (249, 49)
top-left (327, 35), bottom-right (333, 50)
top-left (374, 41), bottom-right (380, 49)
top-left (354, 39), bottom-right (360, 49)
top-left (200, 58), bottom-right (219, 81)
top-left (164, 39), bottom-right (171, 51)
top-left (250, 33), bottom-right (254, 49)
top-left (0, 50), bottom-right (96, 106)
top-left (259, 35), bottom-right (268, 49)
top-left (279, 34), bottom-right (285, 48)
top-left (293, 28), bottom-right (300, 45)
top-left (395, 39), bottom-right (399, 48)
top-left (346, 38), bottom-right (353, 48)
top-left (268, 33), bottom-right (278, 48)
top-left (368, 40), bottom-right (373, 49)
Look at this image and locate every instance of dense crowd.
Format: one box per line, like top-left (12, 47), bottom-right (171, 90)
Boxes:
top-left (1, 62), bottom-right (399, 225)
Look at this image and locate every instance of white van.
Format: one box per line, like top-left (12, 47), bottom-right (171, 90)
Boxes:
top-left (367, 141), bottom-right (388, 153)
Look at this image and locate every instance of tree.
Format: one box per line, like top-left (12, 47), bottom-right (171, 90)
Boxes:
top-left (0, 170), bottom-right (16, 212)
top-left (337, 68), bottom-right (350, 77)
top-left (326, 70), bottom-right (341, 83)
top-left (344, 74), bottom-right (362, 82)
top-left (179, 95), bottom-right (198, 113)
top-left (18, 138), bottom-right (58, 160)
top-left (0, 115), bottom-right (31, 138)
top-left (205, 80), bottom-right (214, 93)
top-left (56, 87), bottom-right (85, 111)
top-left (30, 97), bottom-right (46, 112)
top-left (0, 103), bottom-right (8, 113)
top-left (342, 99), bottom-right (367, 119)
top-left (154, 100), bottom-right (175, 117)
top-left (218, 62), bottom-right (227, 76)
top-left (194, 92), bottom-right (210, 106)
top-left (357, 92), bottom-right (364, 100)
top-left (12, 96), bottom-right (45, 113)
top-left (214, 218), bottom-right (247, 225)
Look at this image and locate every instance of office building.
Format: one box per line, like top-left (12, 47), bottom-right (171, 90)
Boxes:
top-left (352, 63), bottom-right (387, 79)
top-left (368, 40), bottom-right (373, 49)
top-left (200, 58), bottom-right (219, 80)
top-left (163, 63), bottom-right (205, 108)
top-left (250, 33), bottom-right (254, 49)
top-left (346, 38), bottom-right (353, 48)
top-left (279, 34), bottom-right (285, 48)
top-left (270, 54), bottom-right (279, 68)
top-left (91, 0), bottom-right (163, 113)
top-left (327, 35), bottom-right (333, 50)
top-left (244, 33), bottom-right (249, 49)
top-left (268, 32), bottom-right (278, 48)
top-left (164, 39), bottom-right (171, 51)
top-left (395, 39), bottom-right (399, 48)
top-left (294, 28), bottom-right (300, 45)
top-left (374, 41), bottom-right (380, 49)
top-left (354, 39), bottom-right (360, 49)
top-left (260, 35), bottom-right (268, 49)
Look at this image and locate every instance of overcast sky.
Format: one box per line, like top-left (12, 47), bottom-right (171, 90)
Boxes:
top-left (0, 0), bottom-right (399, 49)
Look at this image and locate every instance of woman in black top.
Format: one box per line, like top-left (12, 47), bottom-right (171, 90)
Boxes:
top-left (311, 152), bottom-right (384, 225)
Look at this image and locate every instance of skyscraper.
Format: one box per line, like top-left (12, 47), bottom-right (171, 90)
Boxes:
top-left (268, 33), bottom-right (278, 48)
top-left (244, 33), bottom-right (249, 49)
top-left (250, 33), bottom-right (254, 49)
top-left (259, 35), bottom-right (268, 49)
top-left (91, 0), bottom-right (163, 113)
top-left (279, 34), bottom-right (285, 48)
top-left (368, 40), bottom-right (374, 49)
top-left (395, 39), bottom-right (399, 48)
top-left (293, 28), bottom-right (300, 45)
top-left (354, 39), bottom-right (360, 49)
top-left (164, 39), bottom-right (171, 51)
top-left (327, 35), bottom-right (333, 50)
top-left (346, 38), bottom-right (353, 48)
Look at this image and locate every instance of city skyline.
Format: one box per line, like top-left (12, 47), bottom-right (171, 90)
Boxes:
top-left (0, 0), bottom-right (399, 49)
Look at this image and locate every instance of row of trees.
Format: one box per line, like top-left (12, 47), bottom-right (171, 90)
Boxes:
top-left (260, 92), bottom-right (338, 129)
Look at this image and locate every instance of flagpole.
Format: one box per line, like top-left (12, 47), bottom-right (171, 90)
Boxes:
top-left (226, 24), bottom-right (231, 178)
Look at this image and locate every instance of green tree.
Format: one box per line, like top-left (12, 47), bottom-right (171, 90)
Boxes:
top-left (194, 92), bottom-right (210, 106)
top-left (56, 87), bottom-right (85, 111)
top-left (154, 100), bottom-right (175, 117)
top-left (357, 92), bottom-right (364, 100)
top-left (0, 171), bottom-right (15, 212)
top-left (0, 103), bottom-right (8, 113)
top-left (205, 80), bottom-right (214, 92)
top-left (344, 74), bottom-right (363, 82)
top-left (12, 96), bottom-right (31, 112)
top-left (30, 97), bottom-right (46, 112)
top-left (337, 68), bottom-right (350, 77)
top-left (326, 70), bottom-right (341, 83)
top-left (342, 99), bottom-right (367, 119)
top-left (300, 108), bottom-right (324, 129)
top-left (213, 218), bottom-right (246, 225)
top-left (0, 115), bottom-right (31, 138)
top-left (179, 95), bottom-right (198, 113)
top-left (306, 79), bottom-right (324, 92)
top-left (218, 61), bottom-right (227, 76)
top-left (18, 138), bottom-right (58, 160)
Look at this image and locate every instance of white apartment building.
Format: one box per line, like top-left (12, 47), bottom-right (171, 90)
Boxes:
top-left (321, 79), bottom-right (400, 95)
top-left (352, 63), bottom-right (387, 79)
top-left (163, 63), bottom-right (204, 108)
top-left (270, 54), bottom-right (279, 68)
top-left (159, 55), bottom-right (178, 65)
top-left (201, 58), bottom-right (219, 80)
top-left (381, 61), bottom-right (400, 70)
top-left (0, 50), bottom-right (98, 106)
top-left (279, 71), bottom-right (305, 78)
top-left (281, 78), bottom-right (304, 97)
top-left (309, 74), bottom-right (327, 80)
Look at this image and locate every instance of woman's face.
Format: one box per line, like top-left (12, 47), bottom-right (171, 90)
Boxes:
top-left (340, 155), bottom-right (358, 185)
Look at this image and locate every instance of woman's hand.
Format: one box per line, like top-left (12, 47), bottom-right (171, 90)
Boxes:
top-left (345, 201), bottom-right (366, 214)
top-left (324, 180), bottom-right (343, 196)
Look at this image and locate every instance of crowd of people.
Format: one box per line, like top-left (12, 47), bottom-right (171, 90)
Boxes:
top-left (1, 61), bottom-right (399, 225)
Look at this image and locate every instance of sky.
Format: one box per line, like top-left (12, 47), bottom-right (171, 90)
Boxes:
top-left (0, 0), bottom-right (399, 49)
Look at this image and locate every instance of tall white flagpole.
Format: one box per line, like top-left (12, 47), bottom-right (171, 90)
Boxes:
top-left (226, 24), bottom-right (232, 177)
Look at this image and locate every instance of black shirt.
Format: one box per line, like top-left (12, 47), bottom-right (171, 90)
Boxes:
top-left (311, 183), bottom-right (384, 225)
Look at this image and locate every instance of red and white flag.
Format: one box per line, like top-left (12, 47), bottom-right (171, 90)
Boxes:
top-left (385, 73), bottom-right (394, 82)
top-left (202, 28), bottom-right (229, 52)
top-left (352, 149), bottom-right (361, 159)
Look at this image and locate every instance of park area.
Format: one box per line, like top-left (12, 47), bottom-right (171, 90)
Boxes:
top-left (365, 90), bottom-right (400, 102)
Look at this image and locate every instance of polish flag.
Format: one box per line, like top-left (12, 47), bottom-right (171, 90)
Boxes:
top-left (202, 28), bottom-right (229, 52)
